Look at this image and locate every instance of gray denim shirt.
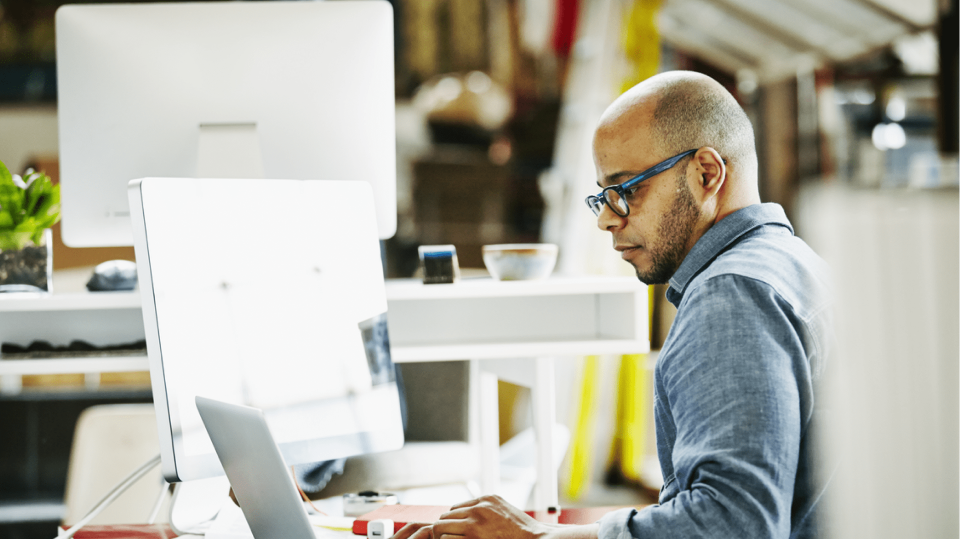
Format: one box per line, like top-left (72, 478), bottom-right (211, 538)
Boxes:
top-left (598, 203), bottom-right (832, 539)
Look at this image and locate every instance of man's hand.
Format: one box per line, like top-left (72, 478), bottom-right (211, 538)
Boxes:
top-left (390, 495), bottom-right (601, 539)
top-left (391, 522), bottom-right (435, 539)
top-left (393, 495), bottom-right (551, 539)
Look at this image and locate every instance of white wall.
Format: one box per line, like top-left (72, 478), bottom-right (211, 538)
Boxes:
top-left (0, 105), bottom-right (59, 174)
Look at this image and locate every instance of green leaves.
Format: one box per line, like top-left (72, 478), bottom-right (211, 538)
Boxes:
top-left (0, 160), bottom-right (60, 251)
top-left (0, 230), bottom-right (33, 252)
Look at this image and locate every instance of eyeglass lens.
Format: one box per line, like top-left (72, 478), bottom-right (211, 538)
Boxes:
top-left (586, 190), bottom-right (630, 217)
top-left (604, 189), bottom-right (629, 216)
top-left (587, 197), bottom-right (599, 216)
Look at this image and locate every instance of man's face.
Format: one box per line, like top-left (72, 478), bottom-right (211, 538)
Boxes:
top-left (592, 124), bottom-right (702, 285)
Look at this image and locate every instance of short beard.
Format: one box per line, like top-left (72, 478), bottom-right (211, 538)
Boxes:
top-left (634, 169), bottom-right (700, 285)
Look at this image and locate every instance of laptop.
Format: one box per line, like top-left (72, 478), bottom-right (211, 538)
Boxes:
top-left (195, 395), bottom-right (317, 539)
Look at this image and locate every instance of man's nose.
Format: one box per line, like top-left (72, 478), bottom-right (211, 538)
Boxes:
top-left (596, 202), bottom-right (625, 232)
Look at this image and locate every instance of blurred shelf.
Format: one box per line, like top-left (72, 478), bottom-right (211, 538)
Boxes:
top-left (0, 387), bottom-right (152, 401)
top-left (0, 290), bottom-right (140, 312)
top-left (393, 339), bottom-right (649, 362)
top-left (0, 356), bottom-right (148, 376)
top-left (385, 276), bottom-right (645, 299)
top-left (0, 355), bottom-right (149, 395)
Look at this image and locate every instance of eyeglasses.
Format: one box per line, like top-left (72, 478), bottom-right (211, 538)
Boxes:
top-left (585, 149), bottom-right (698, 217)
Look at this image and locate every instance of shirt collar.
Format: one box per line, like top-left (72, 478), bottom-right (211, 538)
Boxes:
top-left (666, 203), bottom-right (793, 304)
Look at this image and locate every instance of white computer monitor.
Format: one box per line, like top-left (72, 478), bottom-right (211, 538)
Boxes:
top-left (56, 1), bottom-right (397, 246)
top-left (129, 177), bottom-right (405, 483)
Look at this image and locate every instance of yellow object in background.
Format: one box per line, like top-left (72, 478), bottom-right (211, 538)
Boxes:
top-left (563, 355), bottom-right (601, 500)
top-left (609, 353), bottom-right (650, 482)
top-left (620, 0), bottom-right (663, 94)
top-left (564, 289), bottom-right (658, 498)
top-left (564, 291), bottom-right (656, 498)
top-left (607, 285), bottom-right (656, 484)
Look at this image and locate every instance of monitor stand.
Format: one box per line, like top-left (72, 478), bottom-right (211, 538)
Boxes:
top-left (197, 122), bottom-right (265, 179)
top-left (168, 475), bottom-right (232, 535)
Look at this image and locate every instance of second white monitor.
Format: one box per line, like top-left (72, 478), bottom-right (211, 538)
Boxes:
top-left (56, 1), bottom-right (397, 246)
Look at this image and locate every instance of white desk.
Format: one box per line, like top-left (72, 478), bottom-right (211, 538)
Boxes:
top-left (0, 276), bottom-right (648, 510)
top-left (386, 276), bottom-right (648, 510)
top-left (386, 276), bottom-right (647, 361)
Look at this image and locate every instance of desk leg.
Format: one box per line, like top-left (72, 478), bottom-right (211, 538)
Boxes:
top-left (533, 357), bottom-right (559, 510)
top-left (479, 368), bottom-right (501, 496)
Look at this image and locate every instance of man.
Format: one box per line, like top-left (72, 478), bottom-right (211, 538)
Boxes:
top-left (394, 71), bottom-right (832, 539)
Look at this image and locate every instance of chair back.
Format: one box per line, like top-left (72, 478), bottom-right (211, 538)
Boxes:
top-left (62, 403), bottom-right (167, 526)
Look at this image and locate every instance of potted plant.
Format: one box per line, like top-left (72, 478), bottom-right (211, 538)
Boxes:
top-left (0, 159), bottom-right (60, 292)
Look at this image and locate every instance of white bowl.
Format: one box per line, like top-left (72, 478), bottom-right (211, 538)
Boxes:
top-left (482, 244), bottom-right (558, 281)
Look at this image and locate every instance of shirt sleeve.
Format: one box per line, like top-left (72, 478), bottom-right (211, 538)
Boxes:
top-left (598, 274), bottom-right (810, 538)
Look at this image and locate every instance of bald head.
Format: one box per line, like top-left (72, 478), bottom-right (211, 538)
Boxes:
top-left (591, 72), bottom-right (761, 283)
top-left (598, 71), bottom-right (758, 185)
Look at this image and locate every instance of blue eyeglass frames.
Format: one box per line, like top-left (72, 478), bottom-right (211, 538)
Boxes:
top-left (585, 149), bottom-right (698, 217)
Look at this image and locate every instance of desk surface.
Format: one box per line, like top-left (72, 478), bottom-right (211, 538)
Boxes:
top-left (62, 507), bottom-right (643, 538)
top-left (59, 524), bottom-right (178, 538)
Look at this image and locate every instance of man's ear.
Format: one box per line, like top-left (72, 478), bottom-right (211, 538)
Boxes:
top-left (690, 147), bottom-right (725, 198)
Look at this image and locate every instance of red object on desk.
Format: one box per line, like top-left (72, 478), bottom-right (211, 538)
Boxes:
top-left (56, 524), bottom-right (177, 538)
top-left (352, 505), bottom-right (632, 535)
